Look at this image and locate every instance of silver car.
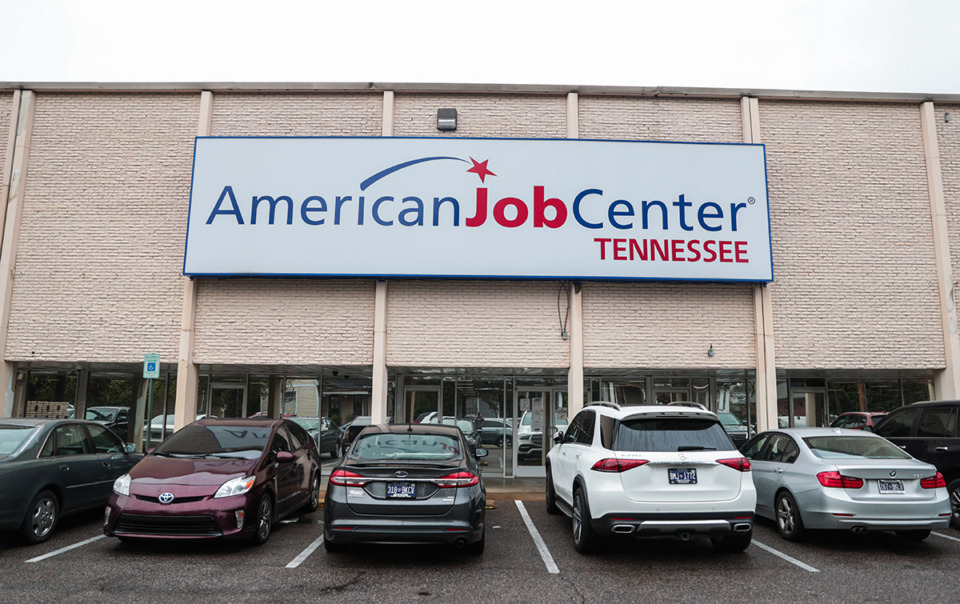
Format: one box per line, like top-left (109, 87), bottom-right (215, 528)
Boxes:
top-left (742, 428), bottom-right (951, 542)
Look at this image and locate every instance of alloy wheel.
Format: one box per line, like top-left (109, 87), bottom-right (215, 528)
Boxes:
top-left (777, 496), bottom-right (795, 535)
top-left (256, 496), bottom-right (273, 543)
top-left (31, 496), bottom-right (56, 539)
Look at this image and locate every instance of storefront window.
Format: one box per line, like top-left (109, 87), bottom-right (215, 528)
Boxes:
top-left (24, 371), bottom-right (77, 418)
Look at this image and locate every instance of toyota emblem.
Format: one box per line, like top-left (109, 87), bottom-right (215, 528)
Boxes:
top-left (158, 492), bottom-right (175, 504)
top-left (395, 471), bottom-right (408, 478)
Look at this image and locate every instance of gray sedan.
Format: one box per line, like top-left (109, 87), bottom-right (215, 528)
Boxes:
top-left (741, 428), bottom-right (951, 542)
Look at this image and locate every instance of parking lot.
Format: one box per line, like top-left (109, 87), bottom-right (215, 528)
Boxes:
top-left (1, 484), bottom-right (959, 604)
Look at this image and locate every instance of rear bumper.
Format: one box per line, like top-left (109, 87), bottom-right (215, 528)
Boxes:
top-left (592, 511), bottom-right (754, 538)
top-left (797, 488), bottom-right (952, 531)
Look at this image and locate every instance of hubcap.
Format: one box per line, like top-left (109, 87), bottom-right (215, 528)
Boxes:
top-left (32, 498), bottom-right (55, 537)
top-left (777, 498), bottom-right (794, 534)
top-left (573, 496), bottom-right (582, 542)
top-left (258, 499), bottom-right (272, 539)
top-left (951, 488), bottom-right (960, 522)
top-left (311, 477), bottom-right (320, 508)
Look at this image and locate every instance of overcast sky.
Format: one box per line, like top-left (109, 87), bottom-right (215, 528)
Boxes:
top-left (2, 0), bottom-right (959, 94)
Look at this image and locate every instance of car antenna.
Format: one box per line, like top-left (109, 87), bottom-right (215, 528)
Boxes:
top-left (407, 422), bottom-right (413, 432)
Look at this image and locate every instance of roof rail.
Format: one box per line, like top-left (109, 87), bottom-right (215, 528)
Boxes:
top-left (585, 401), bottom-right (621, 411)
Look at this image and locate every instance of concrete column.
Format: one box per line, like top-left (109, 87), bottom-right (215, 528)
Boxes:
top-left (173, 90), bottom-right (213, 431)
top-left (920, 101), bottom-right (960, 399)
top-left (370, 91), bottom-right (394, 423)
top-left (742, 96), bottom-right (777, 430)
top-left (0, 90), bottom-right (33, 417)
top-left (565, 92), bottom-right (585, 415)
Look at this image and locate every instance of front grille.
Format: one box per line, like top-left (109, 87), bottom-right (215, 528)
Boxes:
top-left (531, 434), bottom-right (542, 446)
top-left (115, 514), bottom-right (222, 537)
top-left (135, 495), bottom-right (206, 504)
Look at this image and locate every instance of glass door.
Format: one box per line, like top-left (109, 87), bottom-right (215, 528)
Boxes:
top-left (654, 389), bottom-right (691, 405)
top-left (514, 388), bottom-right (567, 478)
top-left (406, 388), bottom-right (441, 424)
top-left (789, 389), bottom-right (827, 427)
top-left (209, 383), bottom-right (247, 418)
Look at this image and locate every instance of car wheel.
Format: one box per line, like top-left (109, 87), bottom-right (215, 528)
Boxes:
top-left (711, 530), bottom-right (752, 553)
top-left (572, 487), bottom-right (596, 554)
top-left (775, 491), bottom-right (805, 541)
top-left (949, 479), bottom-right (960, 530)
top-left (301, 473), bottom-right (321, 513)
top-left (545, 467), bottom-right (560, 515)
top-left (496, 436), bottom-right (504, 448)
top-left (20, 490), bottom-right (59, 544)
top-left (251, 494), bottom-right (273, 545)
top-left (896, 529), bottom-right (931, 542)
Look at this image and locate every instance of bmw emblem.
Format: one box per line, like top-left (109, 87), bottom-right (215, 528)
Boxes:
top-left (395, 471), bottom-right (408, 478)
top-left (889, 471), bottom-right (897, 477)
top-left (158, 492), bottom-right (175, 504)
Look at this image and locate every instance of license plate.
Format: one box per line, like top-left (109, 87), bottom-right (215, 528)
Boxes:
top-left (669, 468), bottom-right (697, 485)
top-left (386, 482), bottom-right (415, 498)
top-left (878, 479), bottom-right (904, 494)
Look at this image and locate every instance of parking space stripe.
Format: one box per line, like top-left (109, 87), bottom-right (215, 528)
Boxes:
top-left (286, 534), bottom-right (325, 568)
top-left (25, 535), bottom-right (105, 563)
top-left (515, 501), bottom-right (560, 575)
top-left (932, 531), bottom-right (960, 543)
top-left (750, 540), bottom-right (819, 573)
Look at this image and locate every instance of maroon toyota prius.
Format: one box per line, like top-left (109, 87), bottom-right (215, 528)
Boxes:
top-left (103, 417), bottom-right (321, 545)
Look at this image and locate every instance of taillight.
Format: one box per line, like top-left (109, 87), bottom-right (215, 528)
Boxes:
top-left (817, 471), bottom-right (864, 489)
top-left (435, 471), bottom-right (479, 488)
top-left (591, 458), bottom-right (649, 472)
top-left (329, 469), bottom-right (370, 487)
top-left (717, 457), bottom-right (752, 472)
top-left (921, 473), bottom-right (946, 489)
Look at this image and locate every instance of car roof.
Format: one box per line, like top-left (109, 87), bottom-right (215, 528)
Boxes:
top-left (586, 404), bottom-right (719, 421)
top-left (358, 423), bottom-right (462, 436)
top-left (0, 418), bottom-right (58, 427)
top-left (195, 417), bottom-right (281, 429)
top-left (762, 427), bottom-right (883, 438)
top-left (905, 400), bottom-right (960, 408)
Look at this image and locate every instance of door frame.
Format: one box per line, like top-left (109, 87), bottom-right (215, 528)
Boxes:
top-left (402, 386), bottom-right (442, 424)
top-left (207, 382), bottom-right (248, 418)
top-left (513, 387), bottom-right (566, 478)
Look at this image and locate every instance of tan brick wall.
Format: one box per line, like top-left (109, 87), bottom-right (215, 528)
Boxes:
top-left (0, 92), bottom-right (12, 181)
top-left (576, 96), bottom-right (755, 368)
top-left (582, 282), bottom-right (756, 368)
top-left (579, 96), bottom-right (744, 143)
top-left (761, 100), bottom-right (943, 369)
top-left (394, 94), bottom-right (566, 138)
top-left (386, 280), bottom-right (569, 368)
top-left (6, 93), bottom-right (199, 362)
top-left (192, 279), bottom-right (375, 365)
top-left (938, 104), bottom-right (960, 313)
top-left (210, 92), bottom-right (382, 136)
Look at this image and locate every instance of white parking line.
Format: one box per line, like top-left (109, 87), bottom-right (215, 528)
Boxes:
top-left (25, 535), bottom-right (106, 563)
top-left (286, 534), bottom-right (325, 568)
top-left (932, 531), bottom-right (960, 543)
top-left (751, 539), bottom-right (819, 573)
top-left (515, 501), bottom-right (560, 574)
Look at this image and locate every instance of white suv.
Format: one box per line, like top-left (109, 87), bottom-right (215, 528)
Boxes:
top-left (545, 403), bottom-right (757, 553)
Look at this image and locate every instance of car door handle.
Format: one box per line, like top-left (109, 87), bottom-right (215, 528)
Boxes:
top-left (775, 467), bottom-right (783, 473)
top-left (936, 447), bottom-right (949, 451)
top-left (59, 464), bottom-right (70, 471)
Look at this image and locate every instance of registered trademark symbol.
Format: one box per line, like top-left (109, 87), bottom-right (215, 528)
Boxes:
top-left (747, 196), bottom-right (756, 205)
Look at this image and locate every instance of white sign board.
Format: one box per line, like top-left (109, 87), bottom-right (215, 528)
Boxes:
top-left (143, 354), bottom-right (160, 380)
top-left (184, 137), bottom-right (772, 282)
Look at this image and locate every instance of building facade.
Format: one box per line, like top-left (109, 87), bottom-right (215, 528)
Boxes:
top-left (1, 83), bottom-right (958, 478)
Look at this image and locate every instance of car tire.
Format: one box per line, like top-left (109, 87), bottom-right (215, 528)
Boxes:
top-left (896, 529), bottom-right (931, 542)
top-left (323, 533), bottom-right (347, 553)
top-left (545, 466), bottom-right (560, 515)
top-left (251, 494), bottom-right (273, 545)
top-left (572, 487), bottom-right (596, 554)
top-left (949, 479), bottom-right (960, 530)
top-left (301, 473), bottom-right (321, 513)
top-left (775, 491), bottom-right (805, 541)
top-left (496, 436), bottom-right (504, 448)
top-left (711, 530), bottom-right (752, 553)
top-left (20, 490), bottom-right (59, 544)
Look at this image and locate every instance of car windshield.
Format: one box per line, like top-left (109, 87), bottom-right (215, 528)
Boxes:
top-left (614, 417), bottom-right (734, 452)
top-left (803, 435), bottom-right (912, 460)
top-left (350, 432), bottom-right (463, 461)
top-left (718, 412), bottom-right (744, 428)
top-left (85, 408), bottom-right (117, 422)
top-left (0, 424), bottom-right (36, 456)
top-left (152, 424), bottom-right (270, 459)
top-left (292, 418), bottom-right (319, 430)
top-left (437, 417), bottom-right (476, 435)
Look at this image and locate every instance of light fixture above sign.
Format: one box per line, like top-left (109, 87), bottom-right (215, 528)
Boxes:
top-left (437, 108), bottom-right (457, 131)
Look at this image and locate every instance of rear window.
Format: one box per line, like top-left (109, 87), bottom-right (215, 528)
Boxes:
top-left (613, 417), bottom-right (734, 452)
top-left (0, 424), bottom-right (35, 455)
top-left (803, 435), bottom-right (912, 460)
top-left (152, 424), bottom-right (271, 459)
top-left (350, 432), bottom-right (462, 461)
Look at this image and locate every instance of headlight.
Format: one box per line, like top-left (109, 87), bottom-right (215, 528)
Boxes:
top-left (214, 476), bottom-right (256, 499)
top-left (113, 473), bottom-right (131, 496)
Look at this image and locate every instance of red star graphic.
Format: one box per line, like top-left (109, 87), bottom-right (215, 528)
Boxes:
top-left (467, 157), bottom-right (496, 182)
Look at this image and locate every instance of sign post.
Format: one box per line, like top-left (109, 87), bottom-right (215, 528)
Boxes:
top-left (143, 354), bottom-right (160, 449)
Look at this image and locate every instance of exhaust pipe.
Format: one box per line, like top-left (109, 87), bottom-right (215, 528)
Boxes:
top-left (611, 524), bottom-right (636, 534)
top-left (677, 532), bottom-right (691, 542)
top-left (851, 526), bottom-right (868, 534)
top-left (454, 538), bottom-right (468, 549)
top-left (733, 523), bottom-right (752, 533)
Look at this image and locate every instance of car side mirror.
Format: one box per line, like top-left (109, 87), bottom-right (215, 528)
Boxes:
top-left (553, 430), bottom-right (564, 444)
top-left (125, 443), bottom-right (136, 453)
top-left (276, 451), bottom-right (295, 463)
top-left (474, 447), bottom-right (488, 458)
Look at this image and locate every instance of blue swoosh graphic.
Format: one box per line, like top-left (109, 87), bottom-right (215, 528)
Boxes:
top-left (360, 156), bottom-right (468, 190)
